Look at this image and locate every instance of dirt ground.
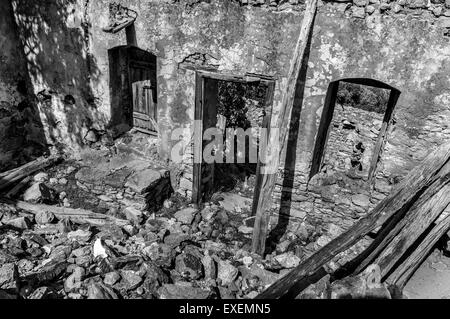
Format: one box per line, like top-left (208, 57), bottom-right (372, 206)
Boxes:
top-left (403, 249), bottom-right (450, 299)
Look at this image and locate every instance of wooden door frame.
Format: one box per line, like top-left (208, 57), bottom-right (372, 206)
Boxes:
top-left (192, 70), bottom-right (276, 205)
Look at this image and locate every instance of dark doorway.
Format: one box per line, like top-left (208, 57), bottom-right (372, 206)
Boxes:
top-left (108, 45), bottom-right (157, 136)
top-left (310, 78), bottom-right (401, 184)
top-left (192, 71), bottom-right (275, 205)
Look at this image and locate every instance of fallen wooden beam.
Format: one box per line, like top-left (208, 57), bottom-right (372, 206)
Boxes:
top-left (256, 142), bottom-right (450, 298)
top-left (1, 199), bottom-right (129, 228)
top-left (251, 0), bottom-right (318, 256)
top-left (5, 176), bottom-right (32, 199)
top-left (353, 168), bottom-right (450, 275)
top-left (0, 155), bottom-right (62, 193)
top-left (386, 209), bottom-right (450, 289)
top-left (374, 182), bottom-right (450, 278)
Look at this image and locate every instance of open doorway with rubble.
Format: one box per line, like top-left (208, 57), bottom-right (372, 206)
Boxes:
top-left (309, 79), bottom-right (400, 191)
top-left (192, 72), bottom-right (275, 208)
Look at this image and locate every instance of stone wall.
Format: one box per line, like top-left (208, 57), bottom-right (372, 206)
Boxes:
top-left (323, 104), bottom-right (384, 179)
top-left (0, 0), bottom-right (46, 171)
top-left (8, 0), bottom-right (450, 250)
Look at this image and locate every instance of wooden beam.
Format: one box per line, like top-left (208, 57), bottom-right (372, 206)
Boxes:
top-left (386, 209), bottom-right (450, 289)
top-left (0, 155), bottom-right (62, 193)
top-left (5, 176), bottom-right (32, 199)
top-left (126, 23), bottom-right (137, 46)
top-left (375, 182), bottom-right (450, 277)
top-left (353, 174), bottom-right (450, 276)
top-left (309, 81), bottom-right (340, 179)
top-left (252, 82), bottom-right (276, 217)
top-left (1, 199), bottom-right (129, 227)
top-left (255, 142), bottom-right (450, 298)
top-left (367, 90), bottom-right (400, 182)
top-left (251, 0), bottom-right (318, 255)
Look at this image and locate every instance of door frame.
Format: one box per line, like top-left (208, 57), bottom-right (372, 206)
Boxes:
top-left (309, 78), bottom-right (401, 183)
top-left (108, 45), bottom-right (157, 135)
top-left (192, 70), bottom-right (276, 206)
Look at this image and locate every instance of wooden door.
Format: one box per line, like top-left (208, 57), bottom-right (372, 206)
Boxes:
top-left (130, 63), bottom-right (157, 133)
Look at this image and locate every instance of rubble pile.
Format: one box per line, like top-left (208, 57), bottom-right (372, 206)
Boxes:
top-left (0, 157), bottom-right (319, 299)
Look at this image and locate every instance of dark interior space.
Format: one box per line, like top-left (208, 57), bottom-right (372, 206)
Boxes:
top-left (193, 72), bottom-right (274, 204)
top-left (213, 80), bottom-right (268, 196)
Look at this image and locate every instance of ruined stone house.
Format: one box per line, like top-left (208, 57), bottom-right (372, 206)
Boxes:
top-left (1, 0), bottom-right (450, 257)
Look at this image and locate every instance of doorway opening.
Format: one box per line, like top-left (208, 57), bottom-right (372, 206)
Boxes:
top-left (108, 45), bottom-right (157, 136)
top-left (192, 71), bottom-right (275, 205)
top-left (310, 78), bottom-right (401, 184)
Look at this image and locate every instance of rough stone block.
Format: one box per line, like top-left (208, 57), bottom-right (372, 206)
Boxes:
top-left (174, 207), bottom-right (197, 225)
top-left (125, 168), bottom-right (165, 194)
top-left (0, 263), bottom-right (18, 291)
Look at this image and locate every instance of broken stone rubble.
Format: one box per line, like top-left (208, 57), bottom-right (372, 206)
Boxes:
top-left (0, 144), bottom-right (382, 299)
top-left (0, 171), bottom-right (330, 299)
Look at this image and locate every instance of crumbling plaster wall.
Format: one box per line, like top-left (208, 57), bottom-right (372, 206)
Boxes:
top-left (12, 0), bottom-right (108, 155)
top-left (288, 8), bottom-right (450, 247)
top-left (10, 0), bottom-right (450, 250)
top-left (0, 0), bottom-right (46, 171)
top-left (135, 0), bottom-right (450, 249)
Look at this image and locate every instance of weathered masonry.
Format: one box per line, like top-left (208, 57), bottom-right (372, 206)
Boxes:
top-left (2, 0), bottom-right (450, 255)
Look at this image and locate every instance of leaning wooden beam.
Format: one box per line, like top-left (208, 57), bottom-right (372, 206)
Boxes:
top-left (251, 0), bottom-right (318, 255)
top-left (2, 200), bottom-right (129, 227)
top-left (0, 155), bottom-right (60, 179)
top-left (5, 176), bottom-right (32, 199)
top-left (374, 181), bottom-right (450, 278)
top-left (353, 166), bottom-right (450, 275)
top-left (0, 155), bottom-right (62, 193)
top-left (256, 142), bottom-right (450, 298)
top-left (386, 208), bottom-right (450, 289)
